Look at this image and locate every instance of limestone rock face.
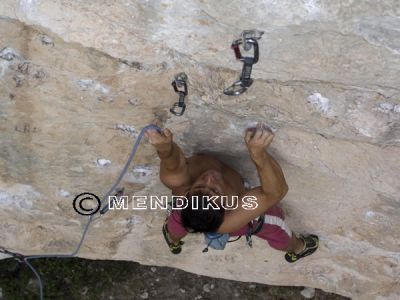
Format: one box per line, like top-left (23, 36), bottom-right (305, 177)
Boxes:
top-left (0, 1), bottom-right (399, 299)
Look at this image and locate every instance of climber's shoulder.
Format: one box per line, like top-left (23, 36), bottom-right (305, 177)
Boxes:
top-left (164, 154), bottom-right (222, 194)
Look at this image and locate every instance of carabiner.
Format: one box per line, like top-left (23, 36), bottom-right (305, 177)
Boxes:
top-left (169, 101), bottom-right (186, 116)
top-left (170, 72), bottom-right (188, 116)
top-left (172, 72), bottom-right (188, 96)
top-left (224, 38), bottom-right (260, 96)
top-left (241, 29), bottom-right (264, 51)
top-left (223, 80), bottom-right (248, 96)
top-left (231, 38), bottom-right (259, 64)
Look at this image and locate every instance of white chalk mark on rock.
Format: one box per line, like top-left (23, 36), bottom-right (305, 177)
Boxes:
top-left (303, 0), bottom-right (320, 17)
top-left (0, 185), bottom-right (40, 209)
top-left (128, 98), bottom-right (140, 105)
top-left (377, 102), bottom-right (394, 114)
top-left (77, 79), bottom-right (110, 94)
top-left (0, 47), bottom-right (20, 61)
top-left (0, 191), bottom-right (32, 209)
top-left (375, 102), bottom-right (400, 114)
top-left (357, 127), bottom-right (373, 137)
top-left (57, 189), bottom-right (71, 197)
top-left (41, 35), bottom-right (54, 46)
top-left (364, 210), bottom-right (391, 226)
top-left (246, 122), bottom-right (277, 133)
top-left (0, 60), bottom-right (10, 78)
top-left (19, 0), bottom-right (38, 18)
top-left (132, 165), bottom-right (153, 177)
top-left (115, 124), bottom-right (136, 135)
top-left (365, 211), bottom-right (375, 219)
top-left (307, 93), bottom-right (331, 115)
top-left (129, 165), bottom-right (154, 183)
top-left (96, 158), bottom-right (111, 167)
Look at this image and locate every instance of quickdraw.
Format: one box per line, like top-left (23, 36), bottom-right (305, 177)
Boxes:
top-left (245, 215), bottom-right (265, 248)
top-left (224, 30), bottom-right (264, 96)
top-left (170, 72), bottom-right (188, 116)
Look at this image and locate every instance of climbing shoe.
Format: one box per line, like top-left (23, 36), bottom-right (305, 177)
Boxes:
top-left (162, 219), bottom-right (184, 255)
top-left (285, 234), bottom-right (319, 263)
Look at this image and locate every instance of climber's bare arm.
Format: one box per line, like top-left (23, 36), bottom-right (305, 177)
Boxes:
top-left (145, 128), bottom-right (191, 189)
top-left (218, 124), bottom-right (288, 233)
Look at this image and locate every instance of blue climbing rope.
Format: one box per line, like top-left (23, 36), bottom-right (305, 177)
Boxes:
top-left (0, 124), bottom-right (162, 300)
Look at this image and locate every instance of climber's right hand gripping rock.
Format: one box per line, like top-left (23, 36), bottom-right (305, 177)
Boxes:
top-left (245, 123), bottom-right (274, 165)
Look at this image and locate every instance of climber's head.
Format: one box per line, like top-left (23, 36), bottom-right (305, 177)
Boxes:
top-left (180, 169), bottom-right (235, 232)
top-left (181, 189), bottom-right (225, 233)
top-left (182, 170), bottom-right (225, 232)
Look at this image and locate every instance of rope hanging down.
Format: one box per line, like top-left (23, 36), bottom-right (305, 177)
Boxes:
top-left (0, 124), bottom-right (162, 300)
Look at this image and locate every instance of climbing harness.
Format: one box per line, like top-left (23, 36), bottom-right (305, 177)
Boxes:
top-left (202, 215), bottom-right (265, 253)
top-left (163, 196), bottom-right (266, 254)
top-left (0, 124), bottom-right (162, 300)
top-left (245, 215), bottom-right (265, 248)
top-left (170, 72), bottom-right (188, 116)
top-left (224, 30), bottom-right (264, 96)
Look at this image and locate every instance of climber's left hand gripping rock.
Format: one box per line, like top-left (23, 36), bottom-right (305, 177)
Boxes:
top-left (145, 127), bottom-right (173, 153)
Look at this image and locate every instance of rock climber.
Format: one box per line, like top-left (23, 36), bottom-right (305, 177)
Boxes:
top-left (145, 123), bottom-right (319, 262)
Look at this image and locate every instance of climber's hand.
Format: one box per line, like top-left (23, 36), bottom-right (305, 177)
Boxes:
top-left (145, 128), bottom-right (173, 153)
top-left (245, 123), bottom-right (274, 164)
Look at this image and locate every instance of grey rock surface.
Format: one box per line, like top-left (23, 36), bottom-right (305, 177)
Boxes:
top-left (0, 1), bottom-right (399, 299)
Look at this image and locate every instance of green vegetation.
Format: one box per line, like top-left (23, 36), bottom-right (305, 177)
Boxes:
top-left (0, 258), bottom-right (348, 300)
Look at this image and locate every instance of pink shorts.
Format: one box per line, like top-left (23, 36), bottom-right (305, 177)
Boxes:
top-left (167, 205), bottom-right (292, 251)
